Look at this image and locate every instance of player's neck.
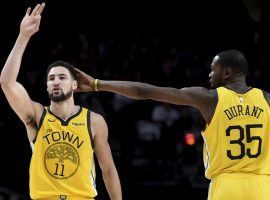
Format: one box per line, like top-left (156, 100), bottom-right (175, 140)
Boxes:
top-left (224, 77), bottom-right (250, 93)
top-left (49, 98), bottom-right (78, 120)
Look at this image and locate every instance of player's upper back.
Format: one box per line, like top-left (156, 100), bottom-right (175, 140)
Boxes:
top-left (202, 87), bottom-right (270, 179)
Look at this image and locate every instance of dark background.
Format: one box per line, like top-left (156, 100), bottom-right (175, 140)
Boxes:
top-left (0, 0), bottom-right (270, 199)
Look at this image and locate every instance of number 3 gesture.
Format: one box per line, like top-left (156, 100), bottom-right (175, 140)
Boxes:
top-left (20, 3), bottom-right (45, 38)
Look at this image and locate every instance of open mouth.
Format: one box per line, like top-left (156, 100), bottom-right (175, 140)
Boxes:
top-left (53, 88), bottom-right (61, 94)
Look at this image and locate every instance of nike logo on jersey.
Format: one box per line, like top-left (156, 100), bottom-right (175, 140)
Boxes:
top-left (48, 118), bottom-right (56, 122)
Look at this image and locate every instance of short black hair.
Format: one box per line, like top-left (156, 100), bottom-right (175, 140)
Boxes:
top-left (46, 60), bottom-right (77, 80)
top-left (216, 50), bottom-right (249, 75)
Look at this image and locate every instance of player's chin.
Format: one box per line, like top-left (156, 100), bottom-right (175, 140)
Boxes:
top-left (49, 93), bottom-right (61, 99)
top-left (209, 80), bottom-right (214, 88)
top-left (210, 82), bottom-right (217, 89)
top-left (52, 91), bottom-right (62, 96)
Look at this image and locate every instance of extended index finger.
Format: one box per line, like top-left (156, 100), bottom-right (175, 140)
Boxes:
top-left (36, 3), bottom-right (45, 15)
top-left (30, 3), bottom-right (41, 16)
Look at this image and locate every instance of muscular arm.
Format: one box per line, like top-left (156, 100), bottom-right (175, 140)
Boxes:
top-left (100, 81), bottom-right (208, 105)
top-left (0, 34), bottom-right (39, 123)
top-left (0, 3), bottom-right (45, 141)
top-left (91, 112), bottom-right (122, 200)
top-left (100, 81), bottom-right (217, 123)
top-left (74, 68), bottom-right (217, 123)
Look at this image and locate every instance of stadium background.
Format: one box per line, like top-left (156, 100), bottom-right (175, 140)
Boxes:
top-left (0, 0), bottom-right (269, 199)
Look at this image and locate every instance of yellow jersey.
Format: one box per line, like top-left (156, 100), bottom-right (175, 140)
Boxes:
top-left (30, 106), bottom-right (97, 199)
top-left (202, 87), bottom-right (270, 179)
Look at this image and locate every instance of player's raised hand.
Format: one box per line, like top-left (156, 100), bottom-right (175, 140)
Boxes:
top-left (20, 3), bottom-right (45, 38)
top-left (74, 68), bottom-right (95, 92)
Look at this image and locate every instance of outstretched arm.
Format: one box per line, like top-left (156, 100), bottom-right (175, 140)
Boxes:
top-left (92, 112), bottom-right (122, 200)
top-left (74, 68), bottom-right (214, 111)
top-left (0, 3), bottom-right (45, 140)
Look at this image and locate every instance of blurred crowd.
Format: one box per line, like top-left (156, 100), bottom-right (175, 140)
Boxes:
top-left (0, 0), bottom-right (270, 199)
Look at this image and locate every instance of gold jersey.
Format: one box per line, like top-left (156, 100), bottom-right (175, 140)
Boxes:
top-left (30, 106), bottom-right (97, 199)
top-left (202, 87), bottom-right (270, 179)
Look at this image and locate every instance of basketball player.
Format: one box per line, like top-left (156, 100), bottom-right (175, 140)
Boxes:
top-left (0, 3), bottom-right (122, 200)
top-left (74, 50), bottom-right (270, 200)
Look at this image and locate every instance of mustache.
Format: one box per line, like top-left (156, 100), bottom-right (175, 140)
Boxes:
top-left (48, 88), bottom-right (73, 102)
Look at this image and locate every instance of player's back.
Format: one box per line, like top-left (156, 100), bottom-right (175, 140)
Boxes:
top-left (202, 87), bottom-right (270, 179)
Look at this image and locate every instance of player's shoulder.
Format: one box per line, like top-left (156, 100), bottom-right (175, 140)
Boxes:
top-left (197, 87), bottom-right (217, 101)
top-left (88, 110), bottom-right (108, 139)
top-left (88, 110), bottom-right (107, 125)
top-left (32, 101), bottom-right (45, 124)
top-left (33, 101), bottom-right (44, 112)
top-left (189, 86), bottom-right (218, 103)
top-left (260, 89), bottom-right (270, 105)
top-left (184, 86), bottom-right (216, 98)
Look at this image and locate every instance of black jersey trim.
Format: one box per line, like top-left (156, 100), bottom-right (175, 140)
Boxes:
top-left (33, 108), bottom-right (46, 144)
top-left (48, 106), bottom-right (82, 126)
top-left (223, 86), bottom-right (253, 94)
top-left (262, 90), bottom-right (270, 108)
top-left (87, 109), bottom-right (95, 149)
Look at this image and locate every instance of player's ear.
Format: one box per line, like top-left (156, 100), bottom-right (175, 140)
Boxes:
top-left (72, 80), bottom-right (78, 90)
top-left (224, 67), bottom-right (232, 79)
top-left (46, 80), bottom-right (49, 92)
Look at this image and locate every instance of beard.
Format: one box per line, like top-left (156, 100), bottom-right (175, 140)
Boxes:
top-left (48, 88), bottom-right (73, 102)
